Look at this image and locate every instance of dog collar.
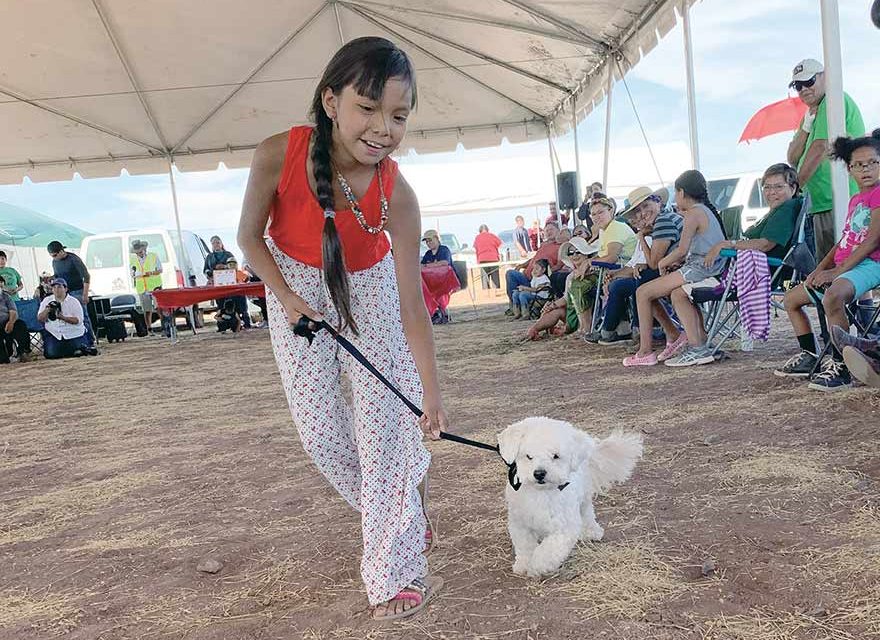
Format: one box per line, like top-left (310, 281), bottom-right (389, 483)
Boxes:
top-left (508, 462), bottom-right (522, 491)
top-left (557, 482), bottom-right (570, 491)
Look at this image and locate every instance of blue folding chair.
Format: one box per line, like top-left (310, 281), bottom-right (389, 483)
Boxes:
top-left (14, 298), bottom-right (44, 355)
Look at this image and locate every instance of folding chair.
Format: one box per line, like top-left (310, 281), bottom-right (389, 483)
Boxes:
top-left (14, 299), bottom-right (44, 356)
top-left (806, 288), bottom-right (880, 379)
top-left (588, 261), bottom-right (621, 333)
top-left (527, 285), bottom-right (554, 319)
top-left (698, 195), bottom-right (815, 356)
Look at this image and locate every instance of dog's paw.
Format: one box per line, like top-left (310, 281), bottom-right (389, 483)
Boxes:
top-left (512, 557), bottom-right (529, 575)
top-left (580, 523), bottom-right (604, 541)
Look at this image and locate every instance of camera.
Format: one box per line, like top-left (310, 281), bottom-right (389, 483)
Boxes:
top-left (47, 300), bottom-right (62, 321)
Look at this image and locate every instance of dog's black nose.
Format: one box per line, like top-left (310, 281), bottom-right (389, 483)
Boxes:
top-left (533, 469), bottom-right (547, 482)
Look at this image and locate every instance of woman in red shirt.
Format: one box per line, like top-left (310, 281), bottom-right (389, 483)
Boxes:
top-left (473, 224), bottom-right (503, 289)
top-left (237, 37), bottom-right (444, 621)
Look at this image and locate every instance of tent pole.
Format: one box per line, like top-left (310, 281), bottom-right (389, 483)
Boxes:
top-left (602, 60), bottom-right (614, 191)
top-left (571, 96), bottom-right (582, 202)
top-left (681, 0), bottom-right (700, 170)
top-left (820, 0), bottom-right (848, 237)
top-left (167, 159), bottom-right (185, 257)
top-left (546, 124), bottom-right (560, 226)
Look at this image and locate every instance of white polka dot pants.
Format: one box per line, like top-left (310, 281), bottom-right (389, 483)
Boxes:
top-left (266, 245), bottom-right (431, 605)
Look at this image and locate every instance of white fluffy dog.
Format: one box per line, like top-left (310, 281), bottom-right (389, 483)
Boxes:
top-left (497, 417), bottom-right (643, 577)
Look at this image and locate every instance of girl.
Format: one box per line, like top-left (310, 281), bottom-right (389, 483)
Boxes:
top-left (774, 129), bottom-right (880, 391)
top-left (237, 37), bottom-right (446, 621)
top-left (511, 258), bottom-right (551, 319)
top-left (624, 170), bottom-right (725, 367)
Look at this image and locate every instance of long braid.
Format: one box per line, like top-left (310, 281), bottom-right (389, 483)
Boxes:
top-left (312, 109), bottom-right (359, 335)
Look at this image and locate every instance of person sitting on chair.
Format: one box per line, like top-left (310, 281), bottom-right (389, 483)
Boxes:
top-left (421, 230), bottom-right (459, 324)
top-left (37, 278), bottom-right (95, 359)
top-left (0, 278), bottom-right (33, 363)
top-left (511, 258), bottom-right (551, 319)
top-left (505, 221), bottom-right (563, 314)
top-left (703, 163), bottom-right (802, 265)
top-left (774, 130), bottom-right (880, 391)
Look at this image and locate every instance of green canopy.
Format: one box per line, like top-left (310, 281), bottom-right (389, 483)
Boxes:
top-left (0, 201), bottom-right (91, 249)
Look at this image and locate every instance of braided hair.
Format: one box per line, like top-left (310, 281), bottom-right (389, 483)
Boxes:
top-left (674, 169), bottom-right (725, 237)
top-left (308, 37), bottom-right (417, 334)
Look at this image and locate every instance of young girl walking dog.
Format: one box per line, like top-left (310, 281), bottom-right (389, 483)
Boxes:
top-left (238, 37), bottom-right (446, 621)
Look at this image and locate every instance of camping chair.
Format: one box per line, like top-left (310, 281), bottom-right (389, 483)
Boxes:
top-left (698, 195), bottom-right (815, 355)
top-left (527, 285), bottom-right (554, 319)
top-left (588, 261), bottom-right (622, 334)
top-left (14, 298), bottom-right (44, 355)
top-left (806, 288), bottom-right (880, 379)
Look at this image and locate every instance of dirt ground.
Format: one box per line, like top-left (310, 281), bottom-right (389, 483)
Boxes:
top-left (2, 298), bottom-right (880, 640)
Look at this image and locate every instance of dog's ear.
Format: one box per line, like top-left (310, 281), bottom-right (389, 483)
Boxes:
top-left (497, 421), bottom-right (529, 465)
top-left (568, 429), bottom-right (595, 473)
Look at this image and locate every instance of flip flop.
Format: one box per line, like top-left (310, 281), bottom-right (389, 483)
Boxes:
top-left (371, 576), bottom-right (444, 621)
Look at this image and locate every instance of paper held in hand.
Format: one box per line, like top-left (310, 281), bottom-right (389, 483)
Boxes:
top-left (213, 270), bottom-right (236, 286)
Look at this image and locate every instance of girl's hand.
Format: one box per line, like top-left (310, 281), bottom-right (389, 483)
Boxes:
top-left (280, 290), bottom-right (322, 326)
top-left (812, 269), bottom-right (837, 287)
top-left (419, 397), bottom-right (447, 440)
top-left (703, 243), bottom-right (723, 268)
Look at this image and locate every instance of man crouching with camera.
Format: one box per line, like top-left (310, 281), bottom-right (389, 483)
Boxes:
top-left (37, 278), bottom-right (98, 359)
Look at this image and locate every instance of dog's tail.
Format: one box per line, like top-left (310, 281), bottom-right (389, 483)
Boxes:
top-left (590, 430), bottom-right (643, 494)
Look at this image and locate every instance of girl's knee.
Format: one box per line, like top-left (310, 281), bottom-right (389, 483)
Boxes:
top-left (824, 282), bottom-right (853, 309)
top-left (669, 287), bottom-right (687, 303)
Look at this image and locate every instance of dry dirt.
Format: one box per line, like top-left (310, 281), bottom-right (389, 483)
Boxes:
top-left (2, 299), bottom-right (880, 640)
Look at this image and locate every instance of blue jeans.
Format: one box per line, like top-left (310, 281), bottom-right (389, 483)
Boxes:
top-left (512, 290), bottom-right (538, 311)
top-left (602, 268), bottom-right (660, 332)
top-left (42, 331), bottom-right (87, 359)
top-left (505, 270), bottom-right (530, 305)
top-left (68, 290), bottom-right (96, 348)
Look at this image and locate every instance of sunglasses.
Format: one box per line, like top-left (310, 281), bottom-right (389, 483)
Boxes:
top-left (790, 76), bottom-right (817, 92)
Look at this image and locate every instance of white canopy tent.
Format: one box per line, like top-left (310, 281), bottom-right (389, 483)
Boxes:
top-left (0, 0), bottom-right (851, 233)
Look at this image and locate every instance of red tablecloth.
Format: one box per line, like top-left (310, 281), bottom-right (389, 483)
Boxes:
top-left (151, 283), bottom-right (266, 310)
top-left (421, 265), bottom-right (460, 316)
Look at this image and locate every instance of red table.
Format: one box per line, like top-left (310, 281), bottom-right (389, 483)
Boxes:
top-left (151, 282), bottom-right (266, 310)
top-left (151, 283), bottom-right (266, 343)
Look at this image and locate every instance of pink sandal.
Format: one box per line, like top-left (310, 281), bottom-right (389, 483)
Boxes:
top-left (371, 576), bottom-right (444, 621)
top-left (657, 333), bottom-right (688, 362)
top-left (623, 351), bottom-right (658, 367)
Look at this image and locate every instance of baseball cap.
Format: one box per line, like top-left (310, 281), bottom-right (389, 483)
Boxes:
top-left (422, 229), bottom-right (440, 241)
top-left (790, 59), bottom-right (824, 85)
top-left (50, 277), bottom-right (68, 288)
top-left (47, 241), bottom-right (66, 254)
top-left (560, 237), bottom-right (600, 268)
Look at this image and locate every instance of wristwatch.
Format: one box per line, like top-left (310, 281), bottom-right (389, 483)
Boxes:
top-left (730, 239), bottom-right (737, 248)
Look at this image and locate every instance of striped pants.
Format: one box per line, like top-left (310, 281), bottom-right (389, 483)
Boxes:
top-left (266, 243), bottom-right (430, 605)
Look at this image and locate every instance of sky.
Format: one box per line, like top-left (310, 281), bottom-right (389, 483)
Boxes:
top-left (0, 0), bottom-right (877, 260)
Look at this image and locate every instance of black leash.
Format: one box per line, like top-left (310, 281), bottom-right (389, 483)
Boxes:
top-left (293, 316), bottom-right (521, 490)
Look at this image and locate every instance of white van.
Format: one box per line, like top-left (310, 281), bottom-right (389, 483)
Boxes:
top-left (706, 172), bottom-right (769, 230)
top-left (81, 229), bottom-right (211, 297)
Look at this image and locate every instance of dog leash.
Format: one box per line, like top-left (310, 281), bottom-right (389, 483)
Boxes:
top-left (292, 316), bottom-right (522, 490)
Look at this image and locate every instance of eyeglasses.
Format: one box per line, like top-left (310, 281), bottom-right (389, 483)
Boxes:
top-left (849, 159), bottom-right (880, 172)
top-left (790, 76), bottom-right (817, 92)
top-left (761, 183), bottom-right (790, 192)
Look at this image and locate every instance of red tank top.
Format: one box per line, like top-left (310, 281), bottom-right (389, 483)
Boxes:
top-left (268, 126), bottom-right (395, 271)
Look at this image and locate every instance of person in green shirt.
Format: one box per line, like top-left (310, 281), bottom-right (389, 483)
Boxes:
top-left (0, 251), bottom-right (23, 301)
top-left (787, 58), bottom-right (865, 262)
top-left (704, 163), bottom-right (801, 265)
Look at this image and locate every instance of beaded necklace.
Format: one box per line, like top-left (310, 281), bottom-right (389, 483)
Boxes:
top-left (334, 163), bottom-right (389, 235)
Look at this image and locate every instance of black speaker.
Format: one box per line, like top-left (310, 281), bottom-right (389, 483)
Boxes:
top-left (556, 171), bottom-right (578, 210)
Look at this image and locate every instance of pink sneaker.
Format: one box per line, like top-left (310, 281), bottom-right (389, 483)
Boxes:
top-left (657, 333), bottom-right (689, 362)
top-left (623, 351), bottom-right (658, 367)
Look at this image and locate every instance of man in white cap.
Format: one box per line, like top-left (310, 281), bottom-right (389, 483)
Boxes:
top-left (786, 58), bottom-right (864, 260)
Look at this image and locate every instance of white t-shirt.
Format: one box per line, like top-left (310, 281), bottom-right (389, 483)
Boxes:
top-left (38, 294), bottom-right (86, 340)
top-left (625, 236), bottom-right (653, 269)
top-left (531, 274), bottom-right (551, 299)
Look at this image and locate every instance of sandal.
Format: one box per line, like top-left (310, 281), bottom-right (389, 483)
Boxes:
top-left (371, 576), bottom-right (444, 621)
